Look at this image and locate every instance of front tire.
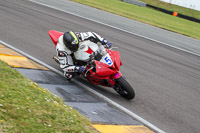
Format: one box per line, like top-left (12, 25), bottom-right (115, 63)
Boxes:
top-left (113, 77), bottom-right (135, 100)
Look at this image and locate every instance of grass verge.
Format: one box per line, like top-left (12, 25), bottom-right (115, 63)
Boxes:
top-left (71, 0), bottom-right (200, 40)
top-left (0, 60), bottom-right (96, 133)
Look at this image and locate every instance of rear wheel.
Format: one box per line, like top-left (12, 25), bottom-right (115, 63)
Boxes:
top-left (113, 77), bottom-right (135, 100)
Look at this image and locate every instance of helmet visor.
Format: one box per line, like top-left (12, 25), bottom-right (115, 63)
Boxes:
top-left (69, 43), bottom-right (79, 52)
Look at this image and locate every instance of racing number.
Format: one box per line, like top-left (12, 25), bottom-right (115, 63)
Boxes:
top-left (104, 56), bottom-right (112, 65)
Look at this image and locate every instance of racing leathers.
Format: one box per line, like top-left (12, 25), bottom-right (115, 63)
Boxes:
top-left (56, 31), bottom-right (111, 80)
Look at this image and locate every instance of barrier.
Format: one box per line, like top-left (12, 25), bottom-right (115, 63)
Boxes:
top-left (120, 0), bottom-right (200, 23)
top-left (147, 4), bottom-right (200, 23)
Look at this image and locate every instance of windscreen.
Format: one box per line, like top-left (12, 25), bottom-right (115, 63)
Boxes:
top-left (94, 45), bottom-right (107, 61)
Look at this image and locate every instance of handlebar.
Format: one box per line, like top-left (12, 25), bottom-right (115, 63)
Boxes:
top-left (109, 47), bottom-right (118, 50)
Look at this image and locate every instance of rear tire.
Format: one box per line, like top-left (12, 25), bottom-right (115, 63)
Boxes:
top-left (113, 77), bottom-right (135, 100)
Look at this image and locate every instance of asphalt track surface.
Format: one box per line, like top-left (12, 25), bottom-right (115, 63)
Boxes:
top-left (0, 0), bottom-right (200, 133)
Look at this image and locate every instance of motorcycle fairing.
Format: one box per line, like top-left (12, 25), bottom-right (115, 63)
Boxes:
top-left (94, 60), bottom-right (116, 76)
top-left (48, 30), bottom-right (63, 46)
top-left (109, 50), bottom-right (121, 71)
top-left (100, 53), bottom-right (113, 66)
top-left (86, 72), bottom-right (115, 87)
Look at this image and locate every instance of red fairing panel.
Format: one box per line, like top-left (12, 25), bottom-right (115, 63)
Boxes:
top-left (95, 61), bottom-right (116, 76)
top-left (48, 30), bottom-right (63, 46)
top-left (111, 51), bottom-right (121, 71)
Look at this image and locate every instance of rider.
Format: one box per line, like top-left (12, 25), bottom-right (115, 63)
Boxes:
top-left (56, 31), bottom-right (112, 80)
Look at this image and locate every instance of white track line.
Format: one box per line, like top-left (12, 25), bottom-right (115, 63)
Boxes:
top-left (29, 0), bottom-right (200, 57)
top-left (0, 40), bottom-right (166, 133)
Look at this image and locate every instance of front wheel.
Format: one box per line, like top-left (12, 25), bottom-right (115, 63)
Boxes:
top-left (113, 77), bottom-right (135, 100)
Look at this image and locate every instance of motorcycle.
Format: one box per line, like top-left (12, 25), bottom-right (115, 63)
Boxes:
top-left (49, 30), bottom-right (135, 100)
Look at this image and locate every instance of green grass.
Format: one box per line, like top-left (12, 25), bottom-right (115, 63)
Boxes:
top-left (71, 0), bottom-right (200, 40)
top-left (139, 0), bottom-right (200, 20)
top-left (0, 60), bottom-right (96, 133)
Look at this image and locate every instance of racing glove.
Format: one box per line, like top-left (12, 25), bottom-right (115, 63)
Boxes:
top-left (78, 66), bottom-right (86, 73)
top-left (102, 39), bottom-right (112, 48)
top-left (105, 42), bottom-right (112, 48)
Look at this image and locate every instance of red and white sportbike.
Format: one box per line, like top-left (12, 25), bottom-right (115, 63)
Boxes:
top-left (49, 30), bottom-right (135, 100)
